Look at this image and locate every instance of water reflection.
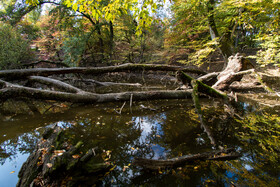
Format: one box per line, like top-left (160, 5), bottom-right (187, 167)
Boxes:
top-left (0, 99), bottom-right (279, 186)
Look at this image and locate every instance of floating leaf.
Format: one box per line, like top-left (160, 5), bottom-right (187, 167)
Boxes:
top-left (10, 171), bottom-right (15, 174)
top-left (72, 154), bottom-right (80, 159)
top-left (46, 163), bottom-right (53, 168)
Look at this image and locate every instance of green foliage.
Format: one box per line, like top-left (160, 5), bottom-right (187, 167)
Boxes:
top-left (62, 32), bottom-right (90, 67)
top-left (166, 0), bottom-right (280, 65)
top-left (26, 0), bottom-right (158, 35)
top-left (250, 34), bottom-right (280, 66)
top-left (236, 112), bottom-right (280, 164)
top-left (0, 23), bottom-right (33, 69)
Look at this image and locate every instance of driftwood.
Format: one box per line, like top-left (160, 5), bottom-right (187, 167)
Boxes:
top-left (133, 148), bottom-right (241, 170)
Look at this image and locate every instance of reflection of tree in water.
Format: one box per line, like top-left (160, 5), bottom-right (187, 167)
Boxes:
top-left (0, 132), bottom-right (41, 165)
top-left (104, 103), bottom-right (280, 186)
top-left (1, 100), bottom-right (279, 186)
top-left (222, 112), bottom-right (280, 186)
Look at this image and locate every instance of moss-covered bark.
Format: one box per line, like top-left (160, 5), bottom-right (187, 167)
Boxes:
top-left (17, 126), bottom-right (112, 187)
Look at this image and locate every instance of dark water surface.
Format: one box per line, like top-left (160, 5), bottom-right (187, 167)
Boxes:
top-left (1, 98), bottom-right (279, 186)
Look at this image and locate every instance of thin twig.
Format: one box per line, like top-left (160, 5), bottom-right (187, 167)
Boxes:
top-left (130, 94), bottom-right (133, 113)
top-left (115, 102), bottom-right (126, 114)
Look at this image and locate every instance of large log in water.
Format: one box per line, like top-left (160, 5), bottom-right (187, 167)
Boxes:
top-left (17, 126), bottom-right (112, 187)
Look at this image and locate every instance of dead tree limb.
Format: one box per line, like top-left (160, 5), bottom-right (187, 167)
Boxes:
top-left (29, 76), bottom-right (85, 93)
top-left (0, 84), bottom-right (192, 103)
top-left (212, 54), bottom-right (254, 90)
top-left (0, 63), bottom-right (206, 80)
top-left (133, 148), bottom-right (241, 170)
top-left (73, 78), bottom-right (142, 87)
top-left (197, 72), bottom-right (219, 86)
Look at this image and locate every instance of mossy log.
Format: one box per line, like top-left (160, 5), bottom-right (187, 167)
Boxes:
top-left (179, 71), bottom-right (228, 100)
top-left (17, 126), bottom-right (112, 187)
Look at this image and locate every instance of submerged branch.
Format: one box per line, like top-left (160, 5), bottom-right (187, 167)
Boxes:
top-left (133, 148), bottom-right (241, 170)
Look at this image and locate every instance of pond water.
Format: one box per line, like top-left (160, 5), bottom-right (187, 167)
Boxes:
top-left (0, 98), bottom-right (280, 186)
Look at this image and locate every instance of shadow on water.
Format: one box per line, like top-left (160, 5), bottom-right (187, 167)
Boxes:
top-left (0, 98), bottom-right (279, 186)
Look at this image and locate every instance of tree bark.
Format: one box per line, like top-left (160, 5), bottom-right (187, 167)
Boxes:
top-left (207, 0), bottom-right (234, 64)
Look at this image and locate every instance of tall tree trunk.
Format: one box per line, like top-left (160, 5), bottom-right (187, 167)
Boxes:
top-left (207, 0), bottom-right (234, 66)
top-left (109, 21), bottom-right (114, 61)
top-left (96, 21), bottom-right (104, 63)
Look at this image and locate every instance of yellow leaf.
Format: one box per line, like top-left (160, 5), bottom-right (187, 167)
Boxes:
top-left (10, 171), bottom-right (15, 174)
top-left (73, 3), bottom-right (78, 11)
top-left (131, 147), bottom-right (135, 150)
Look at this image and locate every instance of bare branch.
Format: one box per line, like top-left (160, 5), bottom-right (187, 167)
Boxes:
top-left (29, 76), bottom-right (85, 93)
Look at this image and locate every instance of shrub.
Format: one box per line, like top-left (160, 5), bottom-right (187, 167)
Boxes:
top-left (0, 23), bottom-right (33, 69)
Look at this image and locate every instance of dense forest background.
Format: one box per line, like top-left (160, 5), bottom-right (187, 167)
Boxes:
top-left (0, 0), bottom-right (279, 70)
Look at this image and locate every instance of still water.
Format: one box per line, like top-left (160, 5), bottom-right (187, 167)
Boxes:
top-left (0, 98), bottom-right (279, 186)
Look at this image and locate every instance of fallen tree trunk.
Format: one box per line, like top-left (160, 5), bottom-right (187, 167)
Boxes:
top-left (0, 85), bottom-right (192, 103)
top-left (179, 71), bottom-right (228, 100)
top-left (133, 148), bottom-right (241, 170)
top-left (0, 63), bottom-right (206, 80)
